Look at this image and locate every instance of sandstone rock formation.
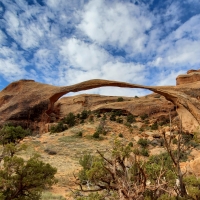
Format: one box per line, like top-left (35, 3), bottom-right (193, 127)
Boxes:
top-left (55, 93), bottom-right (174, 120)
top-left (176, 69), bottom-right (200, 85)
top-left (1, 71), bottom-right (200, 133)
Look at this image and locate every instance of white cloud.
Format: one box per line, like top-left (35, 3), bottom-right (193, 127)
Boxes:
top-left (78, 0), bottom-right (152, 54)
top-left (59, 38), bottom-right (110, 71)
top-left (148, 14), bottom-right (200, 69)
top-left (101, 62), bottom-right (146, 83)
top-left (0, 30), bottom-right (7, 46)
top-left (154, 70), bottom-right (186, 86)
top-left (0, 59), bottom-right (26, 81)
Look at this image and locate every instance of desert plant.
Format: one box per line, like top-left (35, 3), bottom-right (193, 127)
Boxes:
top-left (116, 117), bottom-right (123, 124)
top-left (80, 110), bottom-right (88, 120)
top-left (128, 142), bottom-right (133, 147)
top-left (117, 97), bottom-right (124, 102)
top-left (92, 131), bottom-right (99, 138)
top-left (77, 131), bottom-right (83, 137)
top-left (141, 113), bottom-right (148, 120)
top-left (63, 112), bottom-right (76, 127)
top-left (137, 138), bottom-right (149, 148)
top-left (50, 121), bottom-right (67, 133)
top-left (0, 124), bottom-right (31, 145)
top-left (110, 114), bottom-right (116, 121)
top-left (127, 114), bottom-right (135, 123)
top-left (118, 133), bottom-right (123, 138)
top-left (0, 154), bottom-right (57, 199)
top-left (151, 121), bottom-right (158, 130)
top-left (75, 140), bottom-right (176, 199)
top-left (140, 148), bottom-right (149, 157)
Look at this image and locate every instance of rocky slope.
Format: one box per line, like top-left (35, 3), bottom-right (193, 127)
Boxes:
top-left (0, 70), bottom-right (200, 133)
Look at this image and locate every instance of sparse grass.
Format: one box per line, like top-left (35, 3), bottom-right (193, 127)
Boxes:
top-left (85, 135), bottom-right (104, 141)
top-left (58, 135), bottom-right (79, 143)
top-left (41, 191), bottom-right (66, 200)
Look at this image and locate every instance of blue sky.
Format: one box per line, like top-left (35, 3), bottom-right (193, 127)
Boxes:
top-left (0, 0), bottom-right (200, 96)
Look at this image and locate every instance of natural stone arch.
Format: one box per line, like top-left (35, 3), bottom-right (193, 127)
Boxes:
top-left (0, 79), bottom-right (200, 132)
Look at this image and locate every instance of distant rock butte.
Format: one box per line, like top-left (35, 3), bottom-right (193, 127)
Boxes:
top-left (176, 69), bottom-right (200, 85)
top-left (0, 70), bottom-right (200, 133)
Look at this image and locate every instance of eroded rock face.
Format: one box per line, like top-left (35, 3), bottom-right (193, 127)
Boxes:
top-left (176, 69), bottom-right (200, 85)
top-left (55, 93), bottom-right (175, 120)
top-left (1, 73), bottom-right (200, 133)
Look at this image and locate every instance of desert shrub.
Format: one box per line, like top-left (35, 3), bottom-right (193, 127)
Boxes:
top-left (78, 154), bottom-right (93, 184)
top-left (77, 131), bottom-right (83, 137)
top-left (93, 131), bottom-right (99, 138)
top-left (151, 121), bottom-right (158, 130)
top-left (0, 154), bottom-right (57, 199)
top-left (137, 138), bottom-right (149, 148)
top-left (139, 127), bottom-right (144, 132)
top-left (0, 124), bottom-right (31, 144)
top-left (50, 122), bottom-right (67, 133)
top-left (63, 112), bottom-right (75, 127)
top-left (140, 148), bottom-right (149, 157)
top-left (135, 96), bottom-right (139, 98)
top-left (133, 148), bottom-right (140, 155)
top-left (128, 142), bottom-right (133, 147)
top-left (97, 113), bottom-right (101, 118)
top-left (154, 95), bottom-right (161, 98)
top-left (110, 114), bottom-right (116, 121)
top-left (118, 133), bottom-right (123, 138)
top-left (95, 121), bottom-right (107, 136)
top-left (127, 114), bottom-right (135, 123)
top-left (76, 113), bottom-right (80, 119)
top-left (116, 117), bottom-right (123, 124)
top-left (173, 138), bottom-right (178, 144)
top-left (80, 110), bottom-right (88, 120)
top-left (141, 113), bottom-right (148, 120)
top-left (102, 114), bottom-right (107, 120)
top-left (182, 133), bottom-right (193, 144)
top-left (117, 97), bottom-right (124, 102)
top-left (115, 110), bottom-right (122, 116)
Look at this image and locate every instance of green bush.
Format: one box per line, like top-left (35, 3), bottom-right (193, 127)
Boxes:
top-left (93, 131), bottom-right (100, 138)
top-left (80, 110), bottom-right (88, 120)
top-left (50, 122), bottom-right (67, 133)
top-left (127, 114), bottom-right (135, 123)
top-left (0, 125), bottom-right (31, 144)
top-left (137, 138), bottom-right (149, 148)
top-left (118, 133), bottom-right (123, 138)
top-left (0, 154), bottom-right (57, 199)
top-left (117, 97), bottom-right (124, 102)
top-left (128, 142), bottom-right (133, 147)
top-left (151, 122), bottom-right (158, 130)
top-left (110, 114), bottom-right (116, 121)
top-left (141, 113), bottom-right (148, 120)
top-left (172, 138), bottom-right (178, 144)
top-left (115, 110), bottom-right (122, 116)
top-left (63, 112), bottom-right (76, 127)
top-left (140, 148), bottom-right (149, 157)
top-left (116, 117), bottom-right (123, 124)
top-left (102, 114), bottom-right (107, 120)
